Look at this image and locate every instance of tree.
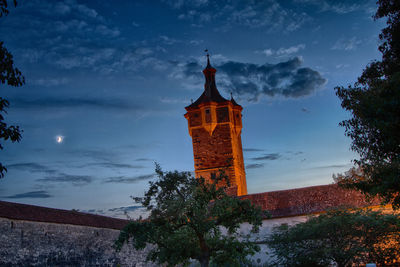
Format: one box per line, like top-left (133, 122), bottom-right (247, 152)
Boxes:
top-left (0, 0), bottom-right (24, 178)
top-left (334, 0), bottom-right (400, 208)
top-left (115, 165), bottom-right (264, 267)
top-left (267, 208), bottom-right (400, 267)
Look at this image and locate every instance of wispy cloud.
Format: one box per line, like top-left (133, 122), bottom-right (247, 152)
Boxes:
top-left (1, 1), bottom-right (169, 75)
top-left (80, 163), bottom-right (145, 169)
top-left (103, 174), bottom-right (155, 184)
top-left (309, 164), bottom-right (350, 169)
top-left (37, 174), bottom-right (93, 186)
top-left (108, 205), bottom-right (143, 212)
top-left (3, 190), bottom-right (52, 199)
top-left (301, 107), bottom-right (310, 113)
top-left (135, 158), bottom-right (153, 162)
top-left (8, 162), bottom-right (94, 186)
top-left (251, 153), bottom-right (281, 161)
top-left (10, 97), bottom-right (144, 111)
top-left (246, 163), bottom-right (264, 169)
top-left (331, 37), bottom-right (362, 51)
top-left (31, 77), bottom-right (69, 87)
top-left (105, 205), bottom-right (147, 219)
top-left (7, 163), bottom-right (57, 174)
top-left (166, 0), bottom-right (311, 32)
top-left (243, 148), bottom-right (265, 152)
top-left (258, 44), bottom-right (306, 57)
top-left (159, 35), bottom-right (179, 45)
top-left (295, 0), bottom-right (375, 14)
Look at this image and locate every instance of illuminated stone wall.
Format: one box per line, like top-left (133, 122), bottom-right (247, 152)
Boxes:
top-left (185, 102), bottom-right (247, 196)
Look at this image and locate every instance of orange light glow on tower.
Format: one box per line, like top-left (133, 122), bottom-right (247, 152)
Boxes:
top-left (184, 54), bottom-right (247, 196)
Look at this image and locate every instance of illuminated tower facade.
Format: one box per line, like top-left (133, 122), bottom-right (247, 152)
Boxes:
top-left (184, 56), bottom-right (247, 196)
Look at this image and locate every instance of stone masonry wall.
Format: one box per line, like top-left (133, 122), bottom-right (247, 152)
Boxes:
top-left (0, 214), bottom-right (308, 266)
top-left (0, 217), bottom-right (155, 267)
top-left (192, 125), bottom-right (233, 170)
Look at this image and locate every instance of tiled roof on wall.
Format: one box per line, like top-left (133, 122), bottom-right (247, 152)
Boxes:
top-left (0, 184), bottom-right (382, 228)
top-left (0, 200), bottom-right (128, 230)
top-left (241, 184), bottom-right (382, 218)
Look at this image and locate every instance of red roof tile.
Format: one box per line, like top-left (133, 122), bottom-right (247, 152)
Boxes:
top-left (0, 200), bottom-right (128, 230)
top-left (242, 184), bottom-right (381, 218)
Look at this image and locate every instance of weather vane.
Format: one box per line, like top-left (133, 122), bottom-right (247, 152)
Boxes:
top-left (205, 49), bottom-right (209, 61)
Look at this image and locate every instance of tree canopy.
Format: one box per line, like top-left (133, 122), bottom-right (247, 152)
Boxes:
top-left (335, 0), bottom-right (400, 208)
top-left (267, 208), bottom-right (400, 267)
top-left (115, 165), bottom-right (264, 267)
top-left (0, 0), bottom-right (23, 178)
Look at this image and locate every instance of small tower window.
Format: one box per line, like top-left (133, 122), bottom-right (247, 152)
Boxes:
top-left (217, 107), bottom-right (229, 122)
top-left (190, 112), bottom-right (202, 126)
top-left (205, 109), bottom-right (211, 123)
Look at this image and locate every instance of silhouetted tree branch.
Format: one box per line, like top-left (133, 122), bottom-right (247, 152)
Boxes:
top-left (0, 0), bottom-right (24, 178)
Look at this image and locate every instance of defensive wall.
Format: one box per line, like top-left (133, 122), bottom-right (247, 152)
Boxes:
top-left (0, 184), bottom-right (384, 266)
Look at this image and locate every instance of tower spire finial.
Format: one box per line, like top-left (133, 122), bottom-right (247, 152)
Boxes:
top-left (205, 49), bottom-right (210, 67)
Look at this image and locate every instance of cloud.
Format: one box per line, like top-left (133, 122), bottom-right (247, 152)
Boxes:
top-left (176, 57), bottom-right (326, 101)
top-left (160, 97), bottom-right (189, 104)
top-left (251, 153), bottom-right (281, 161)
top-left (246, 163), bottom-right (264, 169)
top-left (76, 3), bottom-right (98, 18)
top-left (69, 148), bottom-right (120, 163)
top-left (189, 39), bottom-right (204, 46)
top-left (31, 77), bottom-right (69, 87)
top-left (10, 97), bottom-right (144, 111)
top-left (335, 64), bottom-right (350, 69)
top-left (165, 0), bottom-right (209, 9)
top-left (135, 158), bottom-right (153, 162)
top-left (165, 0), bottom-right (311, 32)
top-left (243, 148), bottom-right (264, 152)
top-left (301, 107), bottom-right (310, 113)
top-left (108, 205), bottom-right (143, 212)
top-left (259, 44), bottom-right (306, 57)
top-left (310, 164), bottom-right (350, 169)
top-left (0, 1), bottom-right (168, 75)
top-left (295, 0), bottom-right (374, 14)
top-left (95, 25), bottom-right (120, 37)
top-left (276, 44), bottom-right (306, 56)
top-left (159, 35), bottom-right (179, 45)
top-left (8, 162), bottom-right (93, 186)
top-left (105, 205), bottom-right (147, 219)
top-left (3, 190), bottom-right (52, 199)
top-left (103, 174), bottom-right (155, 184)
top-left (331, 37), bottom-right (362, 51)
top-left (6, 163), bottom-right (57, 174)
top-left (260, 49), bottom-right (274, 56)
top-left (37, 174), bottom-right (92, 186)
top-left (80, 163), bottom-right (145, 169)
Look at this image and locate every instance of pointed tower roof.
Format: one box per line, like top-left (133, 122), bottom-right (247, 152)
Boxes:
top-left (186, 54), bottom-right (228, 109)
top-left (230, 92), bottom-right (240, 106)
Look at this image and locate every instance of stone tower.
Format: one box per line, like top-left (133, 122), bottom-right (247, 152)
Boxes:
top-left (184, 55), bottom-right (247, 196)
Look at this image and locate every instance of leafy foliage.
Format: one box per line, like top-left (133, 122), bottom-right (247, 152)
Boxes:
top-left (335, 0), bottom-right (400, 208)
top-left (115, 165), bottom-right (264, 267)
top-left (0, 0), bottom-right (17, 17)
top-left (0, 0), bottom-right (23, 178)
top-left (267, 208), bottom-right (400, 267)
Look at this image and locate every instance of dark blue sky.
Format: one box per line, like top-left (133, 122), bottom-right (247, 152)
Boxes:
top-left (0, 0), bottom-right (384, 218)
